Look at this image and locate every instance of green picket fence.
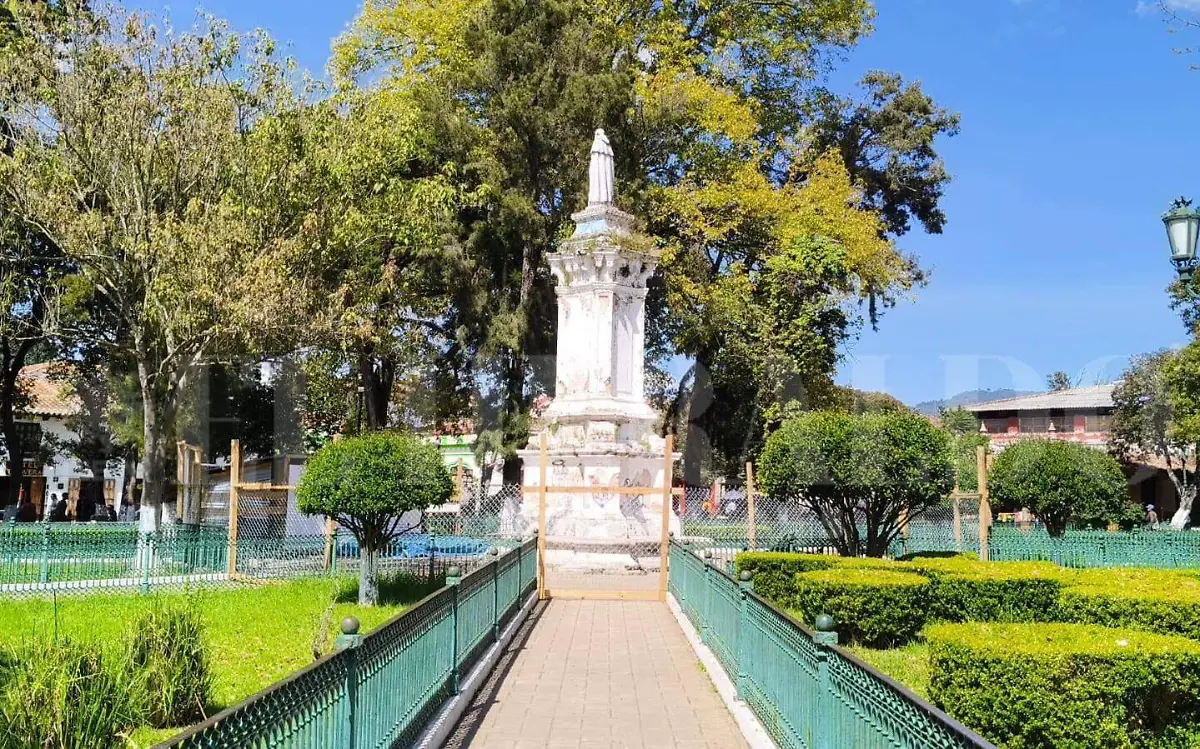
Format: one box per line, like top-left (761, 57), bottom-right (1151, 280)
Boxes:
top-left (0, 523), bottom-right (228, 593)
top-left (156, 538), bottom-right (538, 749)
top-left (988, 525), bottom-right (1200, 569)
top-left (668, 541), bottom-right (994, 749)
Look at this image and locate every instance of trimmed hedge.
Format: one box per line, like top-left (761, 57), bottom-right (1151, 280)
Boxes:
top-left (907, 557), bottom-right (1068, 624)
top-left (734, 552), bottom-right (892, 606)
top-left (790, 569), bottom-right (930, 646)
top-left (1057, 569), bottom-right (1200, 642)
top-left (928, 622), bottom-right (1200, 748)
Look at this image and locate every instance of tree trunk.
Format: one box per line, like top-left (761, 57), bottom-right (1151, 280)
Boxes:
top-left (1, 351), bottom-right (25, 509)
top-left (138, 357), bottom-right (166, 533)
top-left (358, 348), bottom-right (396, 430)
top-left (359, 544), bottom-right (379, 606)
top-left (1171, 486), bottom-right (1196, 530)
top-left (0, 412), bottom-right (22, 509)
top-left (682, 353), bottom-right (715, 486)
top-left (121, 451), bottom-right (138, 516)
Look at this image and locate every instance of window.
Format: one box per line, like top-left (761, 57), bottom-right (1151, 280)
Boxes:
top-left (980, 418), bottom-right (1009, 434)
top-left (1019, 415), bottom-right (1050, 433)
top-left (1085, 413), bottom-right (1112, 433)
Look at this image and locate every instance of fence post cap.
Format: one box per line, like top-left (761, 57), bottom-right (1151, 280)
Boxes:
top-left (815, 614), bottom-right (835, 632)
top-left (447, 565), bottom-right (463, 585)
top-left (340, 616), bottom-right (360, 635)
top-left (739, 570), bottom-right (752, 582)
top-left (702, 549), bottom-right (712, 560)
top-left (488, 547), bottom-right (499, 557)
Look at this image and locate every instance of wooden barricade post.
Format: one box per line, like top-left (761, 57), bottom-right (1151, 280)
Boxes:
top-left (536, 432), bottom-right (548, 601)
top-left (953, 495), bottom-right (963, 551)
top-left (658, 435), bottom-right (675, 601)
top-left (323, 516), bottom-right (336, 572)
top-left (745, 461), bottom-right (757, 550)
top-left (227, 439), bottom-right (242, 577)
top-left (977, 445), bottom-right (991, 562)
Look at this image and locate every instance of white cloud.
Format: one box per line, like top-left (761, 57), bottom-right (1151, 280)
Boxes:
top-left (1138, 0), bottom-right (1200, 15)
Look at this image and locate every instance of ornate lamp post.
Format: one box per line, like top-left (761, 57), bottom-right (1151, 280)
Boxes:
top-left (1163, 197), bottom-right (1200, 281)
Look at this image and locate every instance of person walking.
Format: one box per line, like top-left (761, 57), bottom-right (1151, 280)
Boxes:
top-left (1146, 504), bottom-right (1159, 528)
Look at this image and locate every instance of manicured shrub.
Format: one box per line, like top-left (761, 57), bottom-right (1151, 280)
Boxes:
top-left (298, 431), bottom-right (454, 605)
top-left (790, 569), bottom-right (931, 646)
top-left (735, 551), bottom-right (895, 607)
top-left (735, 552), bottom-right (839, 604)
top-left (988, 439), bottom-right (1127, 536)
top-left (758, 410), bottom-right (954, 557)
top-left (0, 638), bottom-right (136, 749)
top-left (126, 597), bottom-right (212, 727)
top-left (906, 556), bottom-right (1068, 623)
top-left (928, 622), bottom-right (1200, 748)
top-left (1056, 569), bottom-right (1200, 641)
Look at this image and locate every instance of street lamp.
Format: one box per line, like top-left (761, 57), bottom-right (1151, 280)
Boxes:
top-left (1163, 197), bottom-right (1200, 281)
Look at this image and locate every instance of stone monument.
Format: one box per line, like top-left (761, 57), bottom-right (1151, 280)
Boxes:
top-left (511, 129), bottom-right (680, 563)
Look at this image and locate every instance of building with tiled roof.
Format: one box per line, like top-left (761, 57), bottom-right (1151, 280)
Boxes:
top-left (965, 383), bottom-right (1180, 520)
top-left (1, 363), bottom-right (134, 520)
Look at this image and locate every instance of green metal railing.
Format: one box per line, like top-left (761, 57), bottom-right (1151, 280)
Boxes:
top-left (0, 522), bottom-right (228, 593)
top-left (668, 541), bottom-right (994, 749)
top-left (988, 525), bottom-right (1200, 569)
top-left (156, 538), bottom-right (538, 749)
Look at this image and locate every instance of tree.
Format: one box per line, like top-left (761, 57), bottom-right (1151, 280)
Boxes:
top-left (806, 71), bottom-right (961, 238)
top-left (296, 432), bottom-right (453, 605)
top-left (1047, 371), bottom-right (1075, 392)
top-left (0, 2), bottom-right (76, 507)
top-left (335, 0), bottom-right (958, 483)
top-left (989, 439), bottom-right (1127, 536)
top-left (939, 406), bottom-right (977, 436)
top-left (1111, 350), bottom-right (1196, 529)
top-left (282, 89), bottom-right (475, 434)
top-left (0, 204), bottom-right (69, 507)
top-left (0, 7), bottom-right (301, 530)
top-left (757, 410), bottom-right (954, 557)
top-left (832, 386), bottom-right (910, 415)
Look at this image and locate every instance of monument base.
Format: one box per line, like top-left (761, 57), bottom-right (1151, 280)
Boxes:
top-left (504, 445), bottom-right (681, 544)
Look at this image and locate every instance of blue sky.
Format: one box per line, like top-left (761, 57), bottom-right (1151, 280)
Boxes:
top-left (135, 0), bottom-right (1200, 405)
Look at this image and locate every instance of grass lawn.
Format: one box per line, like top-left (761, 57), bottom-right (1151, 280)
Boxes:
top-left (0, 574), bottom-right (436, 746)
top-left (847, 642), bottom-right (932, 699)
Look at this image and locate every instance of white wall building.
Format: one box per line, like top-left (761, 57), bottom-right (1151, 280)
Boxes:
top-left (0, 363), bottom-right (138, 518)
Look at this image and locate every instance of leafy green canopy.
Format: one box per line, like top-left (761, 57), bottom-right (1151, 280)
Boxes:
top-left (297, 431), bottom-right (453, 545)
top-left (988, 439), bottom-right (1127, 536)
top-left (757, 410), bottom-right (954, 557)
top-left (333, 0), bottom-right (958, 480)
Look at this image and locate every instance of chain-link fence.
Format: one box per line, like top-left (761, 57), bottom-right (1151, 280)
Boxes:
top-left (890, 495), bottom-right (982, 558)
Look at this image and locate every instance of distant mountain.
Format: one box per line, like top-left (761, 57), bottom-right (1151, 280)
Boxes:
top-left (913, 389), bottom-right (1038, 416)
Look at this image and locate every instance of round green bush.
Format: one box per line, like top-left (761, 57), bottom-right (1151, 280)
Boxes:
top-left (789, 568), bottom-right (931, 646)
top-left (298, 431), bottom-right (453, 605)
top-left (988, 440), bottom-right (1127, 536)
top-left (928, 622), bottom-right (1200, 748)
top-left (758, 410), bottom-right (954, 557)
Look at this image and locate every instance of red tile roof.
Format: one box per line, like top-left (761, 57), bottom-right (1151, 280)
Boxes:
top-left (17, 362), bottom-right (79, 418)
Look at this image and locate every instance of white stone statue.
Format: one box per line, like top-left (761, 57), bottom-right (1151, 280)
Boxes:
top-left (587, 128), bottom-right (615, 207)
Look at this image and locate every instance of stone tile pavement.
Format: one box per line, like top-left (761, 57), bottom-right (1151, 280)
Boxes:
top-left (444, 599), bottom-right (749, 749)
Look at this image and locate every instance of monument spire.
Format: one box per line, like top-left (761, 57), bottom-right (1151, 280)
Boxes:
top-left (587, 128), bottom-right (615, 207)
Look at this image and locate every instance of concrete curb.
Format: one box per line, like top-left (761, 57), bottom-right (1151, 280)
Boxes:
top-left (413, 590), bottom-right (538, 749)
top-left (667, 593), bottom-right (778, 749)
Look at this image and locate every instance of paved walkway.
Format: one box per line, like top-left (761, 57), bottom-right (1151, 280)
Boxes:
top-left (445, 599), bottom-right (749, 749)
